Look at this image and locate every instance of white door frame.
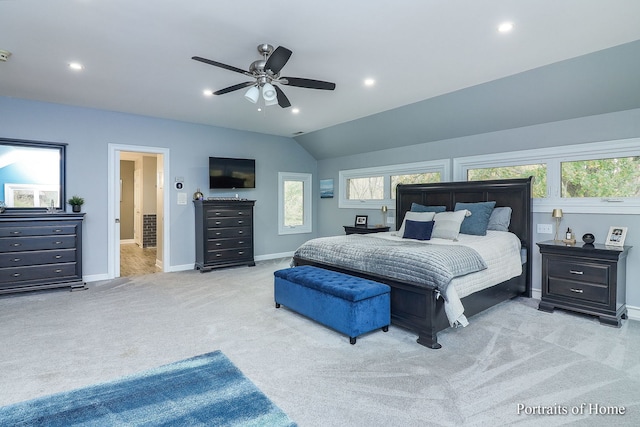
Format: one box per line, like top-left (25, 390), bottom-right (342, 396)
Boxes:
top-left (108, 143), bottom-right (170, 278)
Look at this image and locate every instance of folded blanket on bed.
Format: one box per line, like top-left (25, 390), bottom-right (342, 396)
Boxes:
top-left (293, 235), bottom-right (487, 296)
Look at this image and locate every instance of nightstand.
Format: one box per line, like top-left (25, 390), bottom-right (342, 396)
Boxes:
top-left (537, 240), bottom-right (631, 327)
top-left (343, 225), bottom-right (390, 235)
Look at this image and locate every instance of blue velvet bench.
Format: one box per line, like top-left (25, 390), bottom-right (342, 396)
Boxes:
top-left (273, 265), bottom-right (391, 344)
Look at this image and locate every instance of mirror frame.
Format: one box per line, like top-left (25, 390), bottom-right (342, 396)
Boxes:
top-left (0, 137), bottom-right (67, 212)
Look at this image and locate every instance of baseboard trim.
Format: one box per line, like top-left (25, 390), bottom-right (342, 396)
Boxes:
top-left (255, 251), bottom-right (294, 262)
top-left (626, 305), bottom-right (640, 321)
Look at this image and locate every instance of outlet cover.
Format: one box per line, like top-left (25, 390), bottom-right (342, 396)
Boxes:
top-left (537, 223), bottom-right (553, 234)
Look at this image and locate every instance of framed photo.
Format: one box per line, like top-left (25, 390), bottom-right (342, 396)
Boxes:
top-left (355, 215), bottom-right (368, 227)
top-left (605, 226), bottom-right (627, 247)
top-left (319, 179), bottom-right (334, 198)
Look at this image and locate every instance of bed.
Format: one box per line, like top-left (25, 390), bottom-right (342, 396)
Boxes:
top-left (292, 177), bottom-right (532, 349)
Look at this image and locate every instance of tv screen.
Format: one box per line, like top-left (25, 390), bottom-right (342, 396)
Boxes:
top-left (209, 157), bottom-right (255, 189)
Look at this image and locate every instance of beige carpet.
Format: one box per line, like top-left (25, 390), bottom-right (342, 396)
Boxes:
top-left (1, 258), bottom-right (639, 426)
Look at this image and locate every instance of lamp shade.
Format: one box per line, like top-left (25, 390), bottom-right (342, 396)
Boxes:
top-left (244, 86), bottom-right (259, 103)
top-left (262, 83), bottom-right (277, 102)
top-left (552, 208), bottom-right (563, 218)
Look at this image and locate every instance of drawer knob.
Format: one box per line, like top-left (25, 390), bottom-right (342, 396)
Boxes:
top-left (11, 231), bottom-right (21, 235)
top-left (11, 243), bottom-right (21, 247)
top-left (238, 241), bottom-right (244, 245)
top-left (55, 255), bottom-right (63, 259)
top-left (569, 270), bottom-right (584, 275)
top-left (54, 241), bottom-right (63, 245)
top-left (238, 231), bottom-right (243, 234)
top-left (570, 288), bottom-right (584, 294)
top-left (215, 254), bottom-right (222, 257)
top-left (13, 273), bottom-right (21, 277)
top-left (238, 220), bottom-right (244, 224)
top-left (238, 251), bottom-right (244, 255)
top-left (215, 212), bottom-right (222, 216)
top-left (12, 258), bottom-right (21, 262)
top-left (215, 221), bottom-right (221, 225)
top-left (55, 269), bottom-right (63, 273)
top-left (215, 243), bottom-right (222, 246)
top-left (53, 229), bottom-right (63, 233)
top-left (238, 212), bottom-right (244, 215)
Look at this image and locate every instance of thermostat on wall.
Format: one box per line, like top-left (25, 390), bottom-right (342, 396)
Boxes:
top-left (174, 176), bottom-right (184, 190)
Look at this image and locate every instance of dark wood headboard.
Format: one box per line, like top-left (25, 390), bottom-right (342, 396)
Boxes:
top-left (395, 177), bottom-right (533, 297)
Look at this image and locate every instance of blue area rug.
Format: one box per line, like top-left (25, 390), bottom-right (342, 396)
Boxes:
top-left (0, 350), bottom-right (296, 426)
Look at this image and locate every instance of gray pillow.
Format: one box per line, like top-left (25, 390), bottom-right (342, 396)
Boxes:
top-left (432, 210), bottom-right (469, 240)
top-left (455, 201), bottom-right (496, 236)
top-left (487, 206), bottom-right (512, 232)
top-left (410, 203), bottom-right (446, 213)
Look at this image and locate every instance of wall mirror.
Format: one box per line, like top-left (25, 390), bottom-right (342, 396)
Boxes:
top-left (0, 138), bottom-right (66, 211)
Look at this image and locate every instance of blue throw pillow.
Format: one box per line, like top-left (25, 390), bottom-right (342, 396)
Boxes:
top-left (403, 219), bottom-right (434, 240)
top-left (410, 203), bottom-right (446, 213)
top-left (454, 201), bottom-right (496, 236)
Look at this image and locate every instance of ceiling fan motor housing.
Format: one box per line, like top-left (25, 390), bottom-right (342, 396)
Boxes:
top-left (0, 50), bottom-right (11, 62)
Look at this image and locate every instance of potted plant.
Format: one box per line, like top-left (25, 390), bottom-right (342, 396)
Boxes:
top-left (68, 195), bottom-right (84, 213)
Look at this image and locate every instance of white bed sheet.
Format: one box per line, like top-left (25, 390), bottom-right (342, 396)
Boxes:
top-left (370, 230), bottom-right (523, 326)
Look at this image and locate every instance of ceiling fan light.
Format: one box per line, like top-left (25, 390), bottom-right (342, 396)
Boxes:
top-left (244, 86), bottom-right (259, 103)
top-left (262, 83), bottom-right (277, 102)
top-left (264, 96), bottom-right (278, 106)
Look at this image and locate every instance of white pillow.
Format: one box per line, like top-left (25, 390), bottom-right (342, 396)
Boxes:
top-left (397, 211), bottom-right (436, 237)
top-left (432, 210), bottom-right (471, 240)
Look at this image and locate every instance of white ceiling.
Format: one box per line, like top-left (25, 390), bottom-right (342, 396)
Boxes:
top-left (2, 0), bottom-right (640, 139)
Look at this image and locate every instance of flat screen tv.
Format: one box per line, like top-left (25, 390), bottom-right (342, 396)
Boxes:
top-left (209, 157), bottom-right (256, 189)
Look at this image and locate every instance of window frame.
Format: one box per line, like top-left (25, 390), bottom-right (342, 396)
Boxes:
top-left (338, 160), bottom-right (450, 209)
top-left (278, 172), bottom-right (313, 234)
top-left (453, 137), bottom-right (640, 214)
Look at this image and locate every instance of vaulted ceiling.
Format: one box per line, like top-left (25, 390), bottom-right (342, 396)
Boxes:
top-left (2, 1), bottom-right (640, 159)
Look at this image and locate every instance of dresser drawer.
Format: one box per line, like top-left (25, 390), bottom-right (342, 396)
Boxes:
top-left (206, 237), bottom-right (251, 251)
top-left (547, 258), bottom-right (609, 285)
top-left (205, 208), bottom-right (252, 218)
top-left (207, 227), bottom-right (251, 239)
top-left (0, 225), bottom-right (77, 238)
top-left (0, 235), bottom-right (77, 252)
top-left (206, 217), bottom-right (251, 228)
top-left (205, 248), bottom-right (252, 262)
top-left (548, 277), bottom-right (609, 305)
top-left (0, 249), bottom-right (76, 268)
top-left (0, 263), bottom-right (78, 285)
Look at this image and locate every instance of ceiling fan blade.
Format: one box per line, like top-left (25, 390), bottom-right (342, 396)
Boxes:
top-left (192, 56), bottom-right (251, 76)
top-left (282, 77), bottom-right (336, 90)
top-left (213, 81), bottom-right (255, 95)
top-left (265, 46), bottom-right (292, 74)
top-left (274, 85), bottom-right (291, 108)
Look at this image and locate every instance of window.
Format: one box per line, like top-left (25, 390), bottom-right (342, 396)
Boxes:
top-left (339, 160), bottom-right (449, 209)
top-left (467, 164), bottom-right (547, 198)
top-left (278, 172), bottom-right (312, 234)
top-left (454, 138), bottom-right (640, 214)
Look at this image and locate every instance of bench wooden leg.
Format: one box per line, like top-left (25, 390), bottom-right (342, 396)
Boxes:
top-left (382, 325), bottom-right (389, 332)
top-left (349, 337), bottom-right (356, 345)
top-left (275, 302), bottom-right (281, 308)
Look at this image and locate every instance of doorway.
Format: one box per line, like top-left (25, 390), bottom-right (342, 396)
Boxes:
top-left (108, 144), bottom-right (170, 279)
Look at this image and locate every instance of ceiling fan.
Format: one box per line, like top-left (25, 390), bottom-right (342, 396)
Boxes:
top-left (192, 44), bottom-right (336, 108)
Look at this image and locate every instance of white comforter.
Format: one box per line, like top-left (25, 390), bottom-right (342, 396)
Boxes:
top-left (371, 230), bottom-right (523, 327)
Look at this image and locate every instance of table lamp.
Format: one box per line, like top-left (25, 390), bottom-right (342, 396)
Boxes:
top-left (552, 208), bottom-right (563, 241)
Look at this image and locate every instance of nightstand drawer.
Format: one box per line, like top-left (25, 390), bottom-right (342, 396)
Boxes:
top-left (548, 259), bottom-right (609, 285)
top-left (548, 278), bottom-right (609, 304)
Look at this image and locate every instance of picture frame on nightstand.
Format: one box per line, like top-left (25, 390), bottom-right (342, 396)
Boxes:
top-left (605, 226), bottom-right (627, 247)
top-left (354, 215), bottom-right (368, 227)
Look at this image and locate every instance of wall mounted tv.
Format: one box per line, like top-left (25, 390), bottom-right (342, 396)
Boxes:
top-left (209, 157), bottom-right (256, 189)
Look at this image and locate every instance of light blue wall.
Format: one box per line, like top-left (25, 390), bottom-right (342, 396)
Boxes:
top-left (0, 96), bottom-right (318, 278)
top-left (317, 108), bottom-right (640, 309)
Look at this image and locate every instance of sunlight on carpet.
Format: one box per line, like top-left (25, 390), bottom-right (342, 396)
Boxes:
top-left (0, 350), bottom-right (296, 426)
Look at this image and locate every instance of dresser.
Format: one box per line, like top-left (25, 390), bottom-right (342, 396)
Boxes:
top-left (194, 199), bottom-right (255, 272)
top-left (0, 213), bottom-right (85, 294)
top-left (537, 240), bottom-right (631, 327)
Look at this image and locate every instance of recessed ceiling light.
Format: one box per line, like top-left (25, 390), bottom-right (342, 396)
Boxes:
top-left (203, 89), bottom-right (214, 96)
top-left (364, 78), bottom-right (375, 87)
top-left (68, 62), bottom-right (84, 70)
top-left (292, 108), bottom-right (300, 114)
top-left (498, 22), bottom-right (514, 33)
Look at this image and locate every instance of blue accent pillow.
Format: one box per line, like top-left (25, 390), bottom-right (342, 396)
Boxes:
top-left (410, 203), bottom-right (446, 213)
top-left (403, 219), bottom-right (434, 240)
top-left (454, 201), bottom-right (496, 236)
